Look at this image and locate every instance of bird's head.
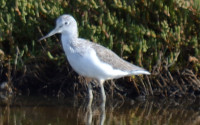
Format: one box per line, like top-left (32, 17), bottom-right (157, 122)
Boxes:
top-left (39, 14), bottom-right (78, 41)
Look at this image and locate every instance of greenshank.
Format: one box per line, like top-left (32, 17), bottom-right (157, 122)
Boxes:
top-left (39, 14), bottom-right (150, 103)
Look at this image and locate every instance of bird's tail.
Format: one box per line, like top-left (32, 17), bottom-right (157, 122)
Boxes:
top-left (130, 70), bottom-right (150, 75)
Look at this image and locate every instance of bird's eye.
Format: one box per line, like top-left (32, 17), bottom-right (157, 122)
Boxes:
top-left (65, 22), bottom-right (69, 25)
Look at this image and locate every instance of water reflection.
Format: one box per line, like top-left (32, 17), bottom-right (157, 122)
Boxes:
top-left (0, 96), bottom-right (200, 125)
top-left (83, 100), bottom-right (105, 125)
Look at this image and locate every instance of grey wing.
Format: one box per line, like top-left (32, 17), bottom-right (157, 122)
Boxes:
top-left (91, 43), bottom-right (146, 72)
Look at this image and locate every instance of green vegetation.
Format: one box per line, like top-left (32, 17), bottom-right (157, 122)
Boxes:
top-left (0, 0), bottom-right (199, 98)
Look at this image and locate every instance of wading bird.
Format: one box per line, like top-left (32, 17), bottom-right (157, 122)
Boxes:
top-left (39, 14), bottom-right (150, 105)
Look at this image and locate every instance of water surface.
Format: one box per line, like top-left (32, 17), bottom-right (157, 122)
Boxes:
top-left (0, 96), bottom-right (199, 125)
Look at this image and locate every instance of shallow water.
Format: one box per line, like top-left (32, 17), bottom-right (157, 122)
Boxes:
top-left (0, 96), bottom-right (200, 125)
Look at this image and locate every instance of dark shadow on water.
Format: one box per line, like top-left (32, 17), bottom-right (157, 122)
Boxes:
top-left (0, 96), bottom-right (200, 125)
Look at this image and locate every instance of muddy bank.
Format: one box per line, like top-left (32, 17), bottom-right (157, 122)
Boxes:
top-left (0, 58), bottom-right (199, 100)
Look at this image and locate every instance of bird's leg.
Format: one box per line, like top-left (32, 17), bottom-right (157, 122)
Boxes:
top-left (99, 79), bottom-right (106, 103)
top-left (88, 82), bottom-right (93, 101)
top-left (85, 78), bottom-right (93, 106)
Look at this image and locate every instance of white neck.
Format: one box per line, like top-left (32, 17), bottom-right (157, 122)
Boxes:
top-left (61, 33), bottom-right (78, 56)
top-left (61, 33), bottom-right (77, 42)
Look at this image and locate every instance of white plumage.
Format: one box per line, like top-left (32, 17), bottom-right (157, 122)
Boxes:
top-left (39, 14), bottom-right (150, 104)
